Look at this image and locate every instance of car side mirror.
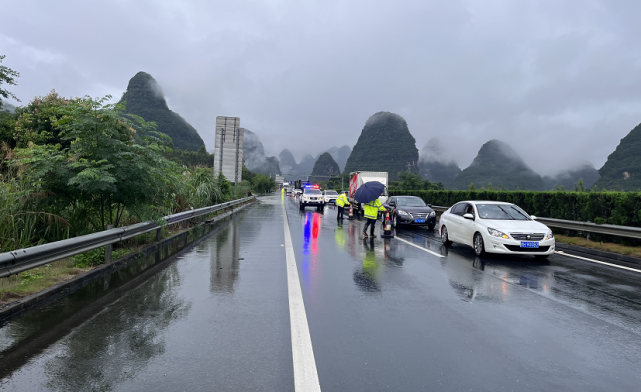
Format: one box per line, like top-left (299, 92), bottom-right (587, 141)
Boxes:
top-left (389, 202), bottom-right (396, 207)
top-left (463, 213), bottom-right (475, 220)
top-left (530, 215), bottom-right (537, 220)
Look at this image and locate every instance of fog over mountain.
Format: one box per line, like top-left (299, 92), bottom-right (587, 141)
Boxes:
top-left (242, 129), bottom-right (281, 176)
top-left (418, 138), bottom-right (461, 187)
top-left (449, 140), bottom-right (545, 190)
top-left (4, 1), bottom-right (641, 175)
top-left (278, 149), bottom-right (302, 181)
top-left (543, 162), bottom-right (600, 190)
top-left (0, 99), bottom-right (16, 113)
top-left (298, 154), bottom-right (316, 177)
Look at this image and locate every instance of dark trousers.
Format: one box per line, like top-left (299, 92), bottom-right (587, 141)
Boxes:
top-left (363, 218), bottom-right (377, 235)
top-left (337, 206), bottom-right (344, 219)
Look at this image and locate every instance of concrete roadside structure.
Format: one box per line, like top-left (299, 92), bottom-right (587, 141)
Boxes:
top-left (213, 116), bottom-right (244, 184)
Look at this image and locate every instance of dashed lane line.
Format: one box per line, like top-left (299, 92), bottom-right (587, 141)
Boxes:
top-left (555, 251), bottom-right (641, 274)
top-left (282, 204), bottom-right (322, 392)
top-left (395, 236), bottom-right (445, 258)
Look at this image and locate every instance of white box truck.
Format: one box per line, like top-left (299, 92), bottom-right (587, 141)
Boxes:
top-left (348, 171), bottom-right (389, 214)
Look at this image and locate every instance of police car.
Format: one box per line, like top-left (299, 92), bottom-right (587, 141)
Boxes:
top-left (299, 185), bottom-right (325, 211)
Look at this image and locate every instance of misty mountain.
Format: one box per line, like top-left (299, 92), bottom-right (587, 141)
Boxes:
top-left (310, 152), bottom-right (340, 183)
top-left (278, 149), bottom-right (302, 181)
top-left (418, 137), bottom-right (461, 187)
top-left (243, 129), bottom-right (281, 175)
top-left (543, 162), bottom-right (600, 190)
top-left (0, 99), bottom-right (16, 113)
top-left (119, 71), bottom-right (205, 151)
top-left (343, 112), bottom-right (420, 181)
top-left (298, 154), bottom-right (316, 176)
top-left (449, 140), bottom-right (545, 190)
top-left (316, 145), bottom-right (352, 172)
top-left (594, 122), bottom-right (641, 191)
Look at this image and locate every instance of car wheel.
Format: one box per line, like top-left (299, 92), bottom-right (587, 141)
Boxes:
top-left (534, 254), bottom-right (549, 260)
top-left (473, 233), bottom-right (485, 256)
top-left (392, 214), bottom-right (398, 228)
top-left (299, 204), bottom-right (304, 211)
top-left (441, 226), bottom-right (452, 245)
top-left (427, 224), bottom-right (435, 230)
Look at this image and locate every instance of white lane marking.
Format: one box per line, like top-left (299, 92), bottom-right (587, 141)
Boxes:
top-left (282, 205), bottom-right (322, 392)
top-left (395, 237), bottom-right (445, 258)
top-left (555, 251), bottom-right (641, 274)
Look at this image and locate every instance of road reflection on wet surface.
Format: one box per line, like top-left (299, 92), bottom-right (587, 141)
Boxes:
top-left (1, 195), bottom-right (641, 391)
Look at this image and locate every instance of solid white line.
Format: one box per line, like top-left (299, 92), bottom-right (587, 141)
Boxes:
top-left (282, 204), bottom-right (322, 392)
top-left (396, 236), bottom-right (445, 258)
top-left (555, 251), bottom-right (641, 274)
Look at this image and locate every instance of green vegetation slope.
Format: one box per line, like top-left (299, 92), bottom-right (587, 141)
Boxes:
top-left (119, 72), bottom-right (204, 151)
top-left (311, 152), bottom-right (340, 178)
top-left (594, 122), bottom-right (641, 191)
top-left (343, 112), bottom-right (420, 181)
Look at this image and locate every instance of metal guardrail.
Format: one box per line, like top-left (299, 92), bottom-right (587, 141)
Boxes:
top-left (429, 205), bottom-right (641, 240)
top-left (0, 196), bottom-right (255, 278)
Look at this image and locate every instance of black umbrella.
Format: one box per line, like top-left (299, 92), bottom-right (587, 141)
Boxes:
top-left (353, 181), bottom-right (386, 204)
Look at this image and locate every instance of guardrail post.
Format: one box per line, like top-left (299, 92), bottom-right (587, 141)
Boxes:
top-left (105, 225), bottom-right (114, 263)
top-left (156, 228), bottom-right (162, 242)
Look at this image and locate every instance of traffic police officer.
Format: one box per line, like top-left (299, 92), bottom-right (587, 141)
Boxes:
top-left (335, 192), bottom-right (349, 220)
top-left (362, 198), bottom-right (387, 238)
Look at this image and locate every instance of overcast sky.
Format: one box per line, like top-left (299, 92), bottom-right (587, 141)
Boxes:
top-left (2, 0), bottom-right (641, 175)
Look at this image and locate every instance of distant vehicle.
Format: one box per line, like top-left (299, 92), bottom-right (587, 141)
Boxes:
top-left (299, 185), bottom-right (325, 211)
top-left (439, 200), bottom-right (555, 259)
top-left (348, 171), bottom-right (388, 214)
top-left (385, 196), bottom-right (436, 229)
top-left (323, 190), bottom-right (339, 204)
top-left (293, 188), bottom-right (302, 196)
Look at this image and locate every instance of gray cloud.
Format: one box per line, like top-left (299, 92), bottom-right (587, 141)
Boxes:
top-left (2, 0), bottom-right (641, 175)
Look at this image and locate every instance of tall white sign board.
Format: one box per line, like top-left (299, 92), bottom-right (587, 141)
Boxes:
top-left (213, 117), bottom-right (244, 184)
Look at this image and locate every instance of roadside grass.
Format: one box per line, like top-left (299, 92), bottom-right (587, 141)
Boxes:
top-left (556, 234), bottom-right (641, 259)
top-left (0, 261), bottom-right (90, 307)
top-left (0, 201), bottom-right (249, 308)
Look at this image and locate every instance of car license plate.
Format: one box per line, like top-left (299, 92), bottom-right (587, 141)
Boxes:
top-left (415, 219), bottom-right (425, 223)
top-left (520, 241), bottom-right (539, 248)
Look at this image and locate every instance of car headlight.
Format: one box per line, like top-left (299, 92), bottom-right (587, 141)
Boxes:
top-left (397, 210), bottom-right (409, 216)
top-left (487, 227), bottom-right (509, 239)
top-left (545, 231), bottom-right (554, 240)
top-left (429, 211), bottom-right (436, 217)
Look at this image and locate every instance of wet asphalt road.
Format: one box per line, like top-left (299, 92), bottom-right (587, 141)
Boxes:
top-left (2, 194), bottom-right (641, 391)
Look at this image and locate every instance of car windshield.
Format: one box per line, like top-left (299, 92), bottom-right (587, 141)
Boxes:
top-left (326, 191), bottom-right (338, 195)
top-left (396, 197), bottom-right (426, 207)
top-left (476, 204), bottom-right (531, 220)
top-left (305, 189), bottom-right (321, 195)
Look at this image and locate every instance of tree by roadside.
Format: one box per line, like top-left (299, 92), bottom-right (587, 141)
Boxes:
top-left (14, 96), bottom-right (179, 231)
top-left (0, 55), bottom-right (20, 110)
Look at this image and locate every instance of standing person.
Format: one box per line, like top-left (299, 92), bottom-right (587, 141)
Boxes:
top-left (335, 191), bottom-right (349, 220)
top-left (362, 198), bottom-right (387, 238)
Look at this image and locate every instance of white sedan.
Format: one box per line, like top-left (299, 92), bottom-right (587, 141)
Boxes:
top-left (439, 200), bottom-right (555, 259)
top-left (323, 190), bottom-right (339, 204)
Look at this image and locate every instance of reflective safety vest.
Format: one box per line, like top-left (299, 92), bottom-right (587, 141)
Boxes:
top-left (363, 199), bottom-right (386, 220)
top-left (281, 188), bottom-right (285, 195)
top-left (336, 194), bottom-right (349, 207)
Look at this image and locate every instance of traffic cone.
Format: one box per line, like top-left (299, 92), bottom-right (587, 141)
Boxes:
top-left (381, 210), bottom-right (394, 238)
top-left (348, 203), bottom-right (354, 220)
